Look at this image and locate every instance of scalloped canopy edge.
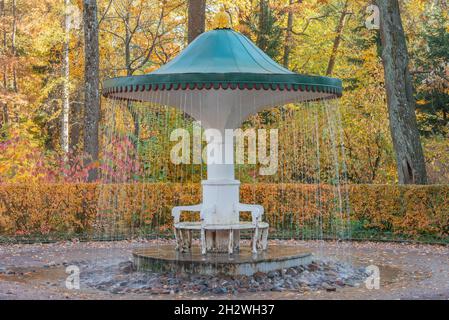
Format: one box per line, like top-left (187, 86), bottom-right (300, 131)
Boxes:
top-left (103, 73), bottom-right (343, 99)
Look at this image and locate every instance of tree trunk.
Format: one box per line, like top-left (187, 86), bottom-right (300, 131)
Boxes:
top-left (70, 101), bottom-right (82, 152)
top-left (376, 0), bottom-right (427, 184)
top-left (62, 0), bottom-right (71, 155)
top-left (326, 0), bottom-right (348, 76)
top-left (83, 0), bottom-right (100, 181)
top-left (257, 0), bottom-right (269, 51)
top-left (0, 0), bottom-right (6, 127)
top-left (282, 0), bottom-right (295, 68)
top-left (1, 0), bottom-right (7, 91)
top-left (125, 12), bottom-right (131, 76)
top-left (187, 0), bottom-right (205, 44)
top-left (1, 103), bottom-right (7, 123)
top-left (11, 0), bottom-right (17, 92)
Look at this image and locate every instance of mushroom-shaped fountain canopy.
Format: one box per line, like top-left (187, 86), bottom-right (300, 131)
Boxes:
top-left (103, 28), bottom-right (342, 130)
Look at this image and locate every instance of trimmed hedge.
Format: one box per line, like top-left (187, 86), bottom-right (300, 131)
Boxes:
top-left (0, 183), bottom-right (448, 241)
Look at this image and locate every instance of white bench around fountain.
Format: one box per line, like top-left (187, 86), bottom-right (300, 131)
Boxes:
top-left (172, 137), bottom-right (269, 255)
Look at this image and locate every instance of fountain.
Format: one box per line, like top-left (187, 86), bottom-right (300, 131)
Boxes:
top-left (102, 11), bottom-right (342, 275)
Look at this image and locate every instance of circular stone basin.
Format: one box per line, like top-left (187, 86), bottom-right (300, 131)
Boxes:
top-left (133, 245), bottom-right (312, 276)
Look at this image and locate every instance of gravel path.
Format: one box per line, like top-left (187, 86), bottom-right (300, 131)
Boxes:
top-left (0, 240), bottom-right (448, 300)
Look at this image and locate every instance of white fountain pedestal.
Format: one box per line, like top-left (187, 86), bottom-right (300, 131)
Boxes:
top-left (202, 178), bottom-right (241, 252)
top-left (172, 138), bottom-right (268, 255)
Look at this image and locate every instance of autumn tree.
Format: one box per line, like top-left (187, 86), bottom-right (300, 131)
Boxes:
top-left (100, 0), bottom-right (183, 144)
top-left (83, 0), bottom-right (100, 181)
top-left (413, 8), bottom-right (449, 136)
top-left (61, 0), bottom-right (71, 155)
top-left (0, 0), bottom-right (6, 128)
top-left (376, 0), bottom-right (427, 184)
top-left (326, 0), bottom-right (350, 76)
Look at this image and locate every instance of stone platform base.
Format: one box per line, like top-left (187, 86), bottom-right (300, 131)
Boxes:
top-left (133, 244), bottom-right (313, 276)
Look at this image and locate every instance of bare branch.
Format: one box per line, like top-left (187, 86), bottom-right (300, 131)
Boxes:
top-left (98, 0), bottom-right (114, 25)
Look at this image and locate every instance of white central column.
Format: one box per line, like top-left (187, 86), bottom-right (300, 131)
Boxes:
top-left (207, 163), bottom-right (235, 180)
top-left (206, 129), bottom-right (235, 180)
top-left (202, 128), bottom-right (240, 226)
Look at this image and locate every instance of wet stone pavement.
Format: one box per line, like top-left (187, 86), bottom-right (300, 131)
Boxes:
top-left (0, 239), bottom-right (448, 300)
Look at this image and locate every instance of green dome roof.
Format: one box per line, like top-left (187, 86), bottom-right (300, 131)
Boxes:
top-left (152, 29), bottom-right (293, 74)
top-left (103, 29), bottom-right (342, 98)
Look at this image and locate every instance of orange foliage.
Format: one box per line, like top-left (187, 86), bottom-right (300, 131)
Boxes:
top-left (0, 184), bottom-right (447, 239)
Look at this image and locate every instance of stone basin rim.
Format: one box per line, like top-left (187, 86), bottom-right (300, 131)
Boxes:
top-left (132, 245), bottom-right (313, 265)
